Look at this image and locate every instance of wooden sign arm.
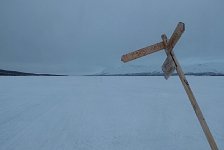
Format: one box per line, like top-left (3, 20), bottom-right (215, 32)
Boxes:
top-left (162, 34), bottom-right (218, 150)
top-left (166, 22), bottom-right (185, 52)
top-left (121, 42), bottom-right (165, 63)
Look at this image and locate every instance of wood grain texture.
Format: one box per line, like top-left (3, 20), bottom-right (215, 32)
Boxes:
top-left (121, 42), bottom-right (165, 63)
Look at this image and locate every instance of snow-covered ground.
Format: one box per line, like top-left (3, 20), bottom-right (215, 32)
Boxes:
top-left (0, 76), bottom-right (223, 150)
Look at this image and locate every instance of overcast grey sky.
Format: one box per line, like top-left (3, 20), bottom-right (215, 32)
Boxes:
top-left (0, 0), bottom-right (223, 75)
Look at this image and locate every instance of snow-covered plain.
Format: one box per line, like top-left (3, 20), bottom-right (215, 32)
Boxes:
top-left (0, 76), bottom-right (223, 150)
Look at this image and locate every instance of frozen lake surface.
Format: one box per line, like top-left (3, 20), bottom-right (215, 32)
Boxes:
top-left (0, 76), bottom-right (223, 150)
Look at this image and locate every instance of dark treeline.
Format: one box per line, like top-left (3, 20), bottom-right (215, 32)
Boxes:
top-left (0, 69), bottom-right (66, 76)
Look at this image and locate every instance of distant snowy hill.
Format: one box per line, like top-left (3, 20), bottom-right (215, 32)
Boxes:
top-left (95, 59), bottom-right (224, 76)
top-left (1, 59), bottom-right (224, 76)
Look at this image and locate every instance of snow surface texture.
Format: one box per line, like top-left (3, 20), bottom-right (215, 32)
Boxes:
top-left (0, 76), bottom-right (223, 150)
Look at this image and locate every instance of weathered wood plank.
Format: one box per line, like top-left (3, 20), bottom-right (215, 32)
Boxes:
top-left (161, 54), bottom-right (176, 79)
top-left (166, 22), bottom-right (185, 52)
top-left (121, 41), bottom-right (165, 63)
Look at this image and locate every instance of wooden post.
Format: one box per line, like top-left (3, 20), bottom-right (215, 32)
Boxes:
top-left (161, 34), bottom-right (218, 150)
top-left (121, 22), bottom-right (218, 149)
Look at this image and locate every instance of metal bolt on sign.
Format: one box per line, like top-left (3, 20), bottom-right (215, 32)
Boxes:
top-left (121, 22), bottom-right (218, 150)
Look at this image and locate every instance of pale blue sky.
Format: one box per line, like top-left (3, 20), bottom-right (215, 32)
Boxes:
top-left (0, 0), bottom-right (223, 74)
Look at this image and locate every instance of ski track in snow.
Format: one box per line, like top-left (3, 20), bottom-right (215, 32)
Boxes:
top-left (0, 76), bottom-right (223, 150)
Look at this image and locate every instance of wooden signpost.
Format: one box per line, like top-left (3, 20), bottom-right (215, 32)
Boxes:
top-left (121, 22), bottom-right (218, 150)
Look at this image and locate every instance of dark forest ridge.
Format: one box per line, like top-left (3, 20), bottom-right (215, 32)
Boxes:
top-left (1, 69), bottom-right (224, 76)
top-left (0, 69), bottom-right (66, 76)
